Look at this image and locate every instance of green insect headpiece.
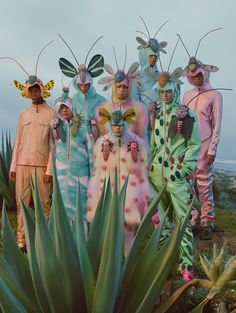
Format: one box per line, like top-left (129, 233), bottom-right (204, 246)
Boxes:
top-left (99, 108), bottom-right (136, 126)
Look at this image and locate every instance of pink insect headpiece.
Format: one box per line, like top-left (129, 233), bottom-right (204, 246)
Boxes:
top-left (177, 28), bottom-right (222, 77)
top-left (97, 46), bottom-right (142, 91)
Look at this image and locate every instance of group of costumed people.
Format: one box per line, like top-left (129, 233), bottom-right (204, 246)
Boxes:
top-left (5, 18), bottom-right (224, 282)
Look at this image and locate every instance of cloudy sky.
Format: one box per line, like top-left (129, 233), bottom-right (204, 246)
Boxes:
top-left (0, 0), bottom-right (235, 159)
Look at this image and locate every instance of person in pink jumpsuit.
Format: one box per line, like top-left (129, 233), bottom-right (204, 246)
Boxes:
top-left (182, 58), bottom-right (223, 240)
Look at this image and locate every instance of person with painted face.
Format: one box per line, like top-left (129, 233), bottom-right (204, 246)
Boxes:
top-left (51, 87), bottom-right (93, 223)
top-left (149, 69), bottom-right (200, 281)
top-left (58, 35), bottom-right (106, 143)
top-left (182, 58), bottom-right (223, 240)
top-left (87, 108), bottom-right (150, 256)
top-left (95, 56), bottom-right (148, 141)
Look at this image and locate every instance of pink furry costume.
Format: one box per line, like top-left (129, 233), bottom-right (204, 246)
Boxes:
top-left (87, 108), bottom-right (149, 256)
top-left (95, 54), bottom-right (148, 140)
top-left (181, 31), bottom-right (223, 238)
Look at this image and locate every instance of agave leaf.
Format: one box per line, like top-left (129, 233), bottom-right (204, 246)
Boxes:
top-left (1, 206), bottom-right (39, 309)
top-left (72, 181), bottom-right (95, 313)
top-left (20, 197), bottom-right (51, 313)
top-left (32, 172), bottom-right (70, 313)
top-left (0, 278), bottom-right (28, 313)
top-left (92, 171), bottom-right (123, 313)
top-left (116, 186), bottom-right (166, 305)
top-left (87, 177), bottom-right (111, 276)
top-left (47, 162), bottom-right (87, 312)
top-left (189, 298), bottom-right (211, 313)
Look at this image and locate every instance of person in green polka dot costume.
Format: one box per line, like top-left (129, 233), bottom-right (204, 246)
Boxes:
top-left (149, 69), bottom-right (201, 281)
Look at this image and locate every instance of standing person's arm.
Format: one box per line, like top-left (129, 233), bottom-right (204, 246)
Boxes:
top-left (9, 113), bottom-right (23, 181)
top-left (207, 92), bottom-right (223, 164)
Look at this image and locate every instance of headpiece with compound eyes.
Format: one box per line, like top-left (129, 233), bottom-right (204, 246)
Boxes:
top-left (58, 35), bottom-right (104, 85)
top-left (177, 28), bottom-right (222, 76)
top-left (136, 16), bottom-right (168, 56)
top-left (0, 41), bottom-right (55, 98)
top-left (98, 46), bottom-right (142, 91)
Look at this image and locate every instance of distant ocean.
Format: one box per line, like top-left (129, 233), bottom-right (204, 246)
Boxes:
top-left (214, 159), bottom-right (236, 173)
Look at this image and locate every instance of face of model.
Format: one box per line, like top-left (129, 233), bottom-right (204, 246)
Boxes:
top-left (28, 84), bottom-right (43, 104)
top-left (111, 124), bottom-right (124, 137)
top-left (190, 72), bottom-right (204, 87)
top-left (59, 105), bottom-right (73, 121)
top-left (78, 83), bottom-right (91, 94)
top-left (148, 54), bottom-right (157, 67)
top-left (159, 89), bottom-right (173, 104)
top-left (115, 83), bottom-right (129, 100)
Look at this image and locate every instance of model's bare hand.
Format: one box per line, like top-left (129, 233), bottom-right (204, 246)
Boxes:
top-left (9, 171), bottom-right (16, 182)
top-left (207, 154), bottom-right (215, 165)
top-left (44, 174), bottom-right (52, 184)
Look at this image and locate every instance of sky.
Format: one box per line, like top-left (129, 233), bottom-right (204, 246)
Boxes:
top-left (0, 0), bottom-right (235, 159)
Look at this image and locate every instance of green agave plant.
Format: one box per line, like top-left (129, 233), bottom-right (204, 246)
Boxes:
top-left (0, 133), bottom-right (16, 211)
top-left (156, 243), bottom-right (236, 313)
top-left (0, 163), bottom-right (192, 313)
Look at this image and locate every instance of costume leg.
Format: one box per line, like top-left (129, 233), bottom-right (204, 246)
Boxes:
top-left (32, 167), bottom-right (51, 223)
top-left (195, 140), bottom-right (215, 228)
top-left (168, 181), bottom-right (195, 273)
top-left (15, 165), bottom-right (32, 245)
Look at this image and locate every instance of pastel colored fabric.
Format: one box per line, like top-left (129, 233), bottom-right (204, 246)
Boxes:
top-left (149, 89), bottom-right (200, 273)
top-left (183, 66), bottom-right (223, 227)
top-left (87, 130), bottom-right (150, 255)
top-left (53, 116), bottom-right (93, 222)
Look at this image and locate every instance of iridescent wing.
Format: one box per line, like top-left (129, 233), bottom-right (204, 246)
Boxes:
top-left (87, 54), bottom-right (104, 77)
top-left (59, 58), bottom-right (78, 78)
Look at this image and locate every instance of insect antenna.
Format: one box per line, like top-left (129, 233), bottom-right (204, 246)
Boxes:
top-left (186, 87), bottom-right (232, 107)
top-left (194, 28), bottom-right (223, 57)
top-left (135, 31), bottom-right (149, 39)
top-left (177, 33), bottom-right (191, 58)
top-left (154, 20), bottom-right (169, 38)
top-left (0, 57), bottom-right (30, 76)
top-left (35, 40), bottom-right (55, 76)
top-left (58, 34), bottom-right (80, 66)
top-left (167, 36), bottom-right (180, 72)
top-left (84, 35), bottom-right (103, 65)
top-left (158, 56), bottom-right (164, 72)
top-left (113, 47), bottom-right (120, 69)
top-left (123, 45), bottom-right (127, 71)
top-left (139, 16), bottom-right (151, 38)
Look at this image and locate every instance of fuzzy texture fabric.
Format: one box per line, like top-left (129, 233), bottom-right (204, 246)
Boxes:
top-left (183, 65), bottom-right (223, 228)
top-left (53, 116), bottom-right (93, 222)
top-left (87, 131), bottom-right (149, 226)
top-left (149, 98), bottom-right (200, 272)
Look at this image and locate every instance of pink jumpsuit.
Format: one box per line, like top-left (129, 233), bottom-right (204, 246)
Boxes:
top-left (182, 68), bottom-right (223, 228)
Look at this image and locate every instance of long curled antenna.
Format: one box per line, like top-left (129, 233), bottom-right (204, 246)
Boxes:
top-left (0, 57), bottom-right (30, 76)
top-left (158, 57), bottom-right (164, 72)
top-left (123, 46), bottom-right (127, 71)
top-left (167, 37), bottom-right (180, 72)
top-left (61, 75), bottom-right (73, 89)
top-left (177, 33), bottom-right (191, 58)
top-left (186, 87), bottom-right (232, 107)
top-left (113, 47), bottom-right (119, 69)
top-left (58, 34), bottom-right (80, 66)
top-left (135, 30), bottom-right (149, 39)
top-left (84, 35), bottom-right (103, 65)
top-left (194, 28), bottom-right (223, 57)
top-left (154, 20), bottom-right (169, 38)
top-left (139, 16), bottom-right (150, 38)
top-left (35, 40), bottom-right (55, 76)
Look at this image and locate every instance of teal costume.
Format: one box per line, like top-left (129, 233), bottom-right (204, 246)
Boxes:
top-left (149, 71), bottom-right (200, 280)
top-left (52, 90), bottom-right (93, 222)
